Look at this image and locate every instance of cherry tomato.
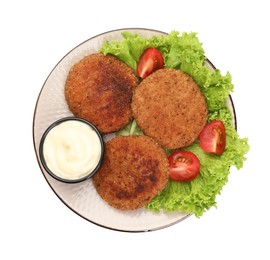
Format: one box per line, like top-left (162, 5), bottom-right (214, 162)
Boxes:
top-left (199, 120), bottom-right (226, 155)
top-left (136, 47), bottom-right (164, 78)
top-left (168, 150), bottom-right (200, 182)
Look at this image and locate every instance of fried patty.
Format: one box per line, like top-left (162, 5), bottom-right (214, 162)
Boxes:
top-left (93, 135), bottom-right (169, 210)
top-left (65, 53), bottom-right (139, 133)
top-left (132, 68), bottom-right (208, 149)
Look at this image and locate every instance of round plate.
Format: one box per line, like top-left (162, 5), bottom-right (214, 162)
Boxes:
top-left (33, 28), bottom-right (236, 232)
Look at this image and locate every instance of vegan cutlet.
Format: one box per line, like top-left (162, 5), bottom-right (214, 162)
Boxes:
top-left (132, 68), bottom-right (208, 149)
top-left (65, 53), bottom-right (139, 133)
top-left (93, 135), bottom-right (169, 210)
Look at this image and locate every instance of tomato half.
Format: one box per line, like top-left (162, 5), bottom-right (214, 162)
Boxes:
top-left (199, 120), bottom-right (226, 155)
top-left (136, 47), bottom-right (164, 78)
top-left (168, 150), bottom-right (200, 182)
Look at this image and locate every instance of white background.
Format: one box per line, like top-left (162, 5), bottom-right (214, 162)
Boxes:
top-left (1, 0), bottom-right (268, 259)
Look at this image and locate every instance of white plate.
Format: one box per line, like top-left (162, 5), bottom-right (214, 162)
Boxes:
top-left (33, 28), bottom-right (236, 232)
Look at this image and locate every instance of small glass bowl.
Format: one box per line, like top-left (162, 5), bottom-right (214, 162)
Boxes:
top-left (39, 117), bottom-right (104, 183)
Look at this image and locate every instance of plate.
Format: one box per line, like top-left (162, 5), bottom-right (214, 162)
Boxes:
top-left (33, 28), bottom-right (236, 232)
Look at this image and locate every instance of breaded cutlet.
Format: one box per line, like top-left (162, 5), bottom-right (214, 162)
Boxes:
top-left (65, 53), bottom-right (139, 133)
top-left (93, 135), bottom-right (169, 210)
top-left (132, 68), bottom-right (208, 149)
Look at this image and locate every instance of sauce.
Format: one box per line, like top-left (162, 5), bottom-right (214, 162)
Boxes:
top-left (42, 119), bottom-right (102, 180)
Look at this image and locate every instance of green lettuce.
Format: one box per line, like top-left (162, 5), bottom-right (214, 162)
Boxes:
top-left (100, 31), bottom-right (249, 217)
top-left (101, 31), bottom-right (233, 112)
top-left (116, 119), bottom-right (143, 136)
top-left (147, 108), bottom-right (249, 217)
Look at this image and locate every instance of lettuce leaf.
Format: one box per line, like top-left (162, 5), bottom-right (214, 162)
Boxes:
top-left (100, 31), bottom-right (249, 217)
top-left (101, 31), bottom-right (233, 112)
top-left (100, 32), bottom-right (149, 71)
top-left (116, 119), bottom-right (143, 136)
top-left (146, 108), bottom-right (249, 217)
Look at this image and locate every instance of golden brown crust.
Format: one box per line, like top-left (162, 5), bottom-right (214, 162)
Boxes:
top-left (65, 53), bottom-right (139, 133)
top-left (93, 135), bottom-right (169, 210)
top-left (132, 68), bottom-right (208, 149)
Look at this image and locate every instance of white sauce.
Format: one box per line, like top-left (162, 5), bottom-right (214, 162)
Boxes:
top-left (42, 120), bottom-right (102, 180)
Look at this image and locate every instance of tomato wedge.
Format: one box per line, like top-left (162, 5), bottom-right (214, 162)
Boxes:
top-left (199, 120), bottom-right (226, 155)
top-left (168, 150), bottom-right (200, 182)
top-left (136, 47), bottom-right (164, 78)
